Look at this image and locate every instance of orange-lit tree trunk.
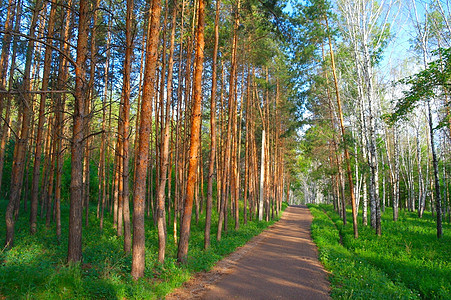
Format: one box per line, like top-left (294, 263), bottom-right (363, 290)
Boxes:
top-left (131, 0), bottom-right (162, 279)
top-left (68, 0), bottom-right (89, 262)
top-left (326, 16), bottom-right (358, 238)
top-left (218, 1), bottom-right (239, 240)
top-left (243, 65), bottom-right (251, 223)
top-left (177, 0), bottom-right (205, 262)
top-left (179, 0), bottom-right (198, 221)
top-left (121, 0), bottom-right (134, 254)
top-left (204, 0), bottom-right (220, 250)
top-left (156, 0), bottom-right (177, 263)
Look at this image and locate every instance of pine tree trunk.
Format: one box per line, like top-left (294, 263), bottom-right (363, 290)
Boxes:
top-left (121, 0), bottom-right (134, 254)
top-left (178, 0), bottom-right (205, 262)
top-left (0, 0), bottom-right (18, 195)
top-left (326, 15), bottom-right (357, 238)
top-left (205, 6), bottom-right (218, 240)
top-left (243, 65), bottom-right (251, 224)
top-left (156, 0), bottom-right (177, 262)
top-left (218, 2), bottom-right (239, 239)
top-left (45, 119), bottom-right (57, 227)
top-left (54, 0), bottom-right (71, 241)
top-left (5, 0), bottom-right (42, 248)
top-left (67, 0), bottom-right (89, 263)
top-left (30, 0), bottom-right (57, 233)
top-left (259, 129), bottom-right (265, 221)
top-left (131, 0), bottom-right (162, 279)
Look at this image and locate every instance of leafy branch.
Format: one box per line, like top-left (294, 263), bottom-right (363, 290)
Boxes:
top-left (391, 47), bottom-right (451, 123)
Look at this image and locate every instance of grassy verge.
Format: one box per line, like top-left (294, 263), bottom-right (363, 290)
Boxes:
top-left (308, 204), bottom-right (451, 299)
top-left (0, 201), bottom-right (287, 299)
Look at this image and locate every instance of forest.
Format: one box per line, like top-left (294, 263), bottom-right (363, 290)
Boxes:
top-left (0, 0), bottom-right (450, 298)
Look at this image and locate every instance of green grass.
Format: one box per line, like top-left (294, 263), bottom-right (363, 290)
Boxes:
top-left (0, 200), bottom-right (287, 299)
top-left (308, 204), bottom-right (451, 300)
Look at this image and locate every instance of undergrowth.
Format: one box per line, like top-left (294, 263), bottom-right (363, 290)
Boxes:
top-left (0, 201), bottom-right (287, 299)
top-left (308, 204), bottom-right (451, 300)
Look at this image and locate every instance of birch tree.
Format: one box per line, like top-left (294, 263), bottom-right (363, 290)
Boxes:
top-left (338, 0), bottom-right (399, 235)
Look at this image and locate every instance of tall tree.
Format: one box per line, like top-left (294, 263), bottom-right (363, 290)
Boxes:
top-left (68, 0), bottom-right (90, 263)
top-left (30, 0), bottom-right (58, 234)
top-left (156, 0), bottom-right (177, 263)
top-left (204, 0), bottom-right (220, 250)
top-left (121, 0), bottom-right (134, 254)
top-left (5, 0), bottom-right (43, 248)
top-left (178, 0), bottom-right (205, 262)
top-left (131, 0), bottom-right (162, 279)
top-left (325, 13), bottom-right (359, 238)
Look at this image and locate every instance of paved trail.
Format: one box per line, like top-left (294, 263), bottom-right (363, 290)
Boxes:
top-left (167, 205), bottom-right (330, 299)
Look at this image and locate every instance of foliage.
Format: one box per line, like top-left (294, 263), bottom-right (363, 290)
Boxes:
top-left (392, 47), bottom-right (451, 123)
top-left (309, 204), bottom-right (451, 299)
top-left (0, 198), bottom-right (287, 299)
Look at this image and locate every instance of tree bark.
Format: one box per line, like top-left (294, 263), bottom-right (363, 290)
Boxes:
top-left (428, 100), bottom-right (443, 238)
top-left (131, 0), bottom-right (162, 279)
top-left (393, 126), bottom-right (400, 221)
top-left (218, 1), bottom-right (239, 236)
top-left (156, 0), bottom-right (177, 262)
top-left (0, 0), bottom-right (17, 192)
top-left (5, 0), bottom-right (42, 249)
top-left (67, 0), bottom-right (89, 263)
top-left (54, 0), bottom-right (71, 242)
top-left (121, 0), bottom-right (134, 254)
top-left (30, 0), bottom-right (57, 234)
top-left (178, 0), bottom-right (205, 262)
top-left (325, 15), bottom-right (358, 238)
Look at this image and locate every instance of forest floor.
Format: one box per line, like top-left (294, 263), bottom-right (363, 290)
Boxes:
top-left (0, 200), bottom-right (287, 299)
top-left (166, 205), bottom-right (330, 299)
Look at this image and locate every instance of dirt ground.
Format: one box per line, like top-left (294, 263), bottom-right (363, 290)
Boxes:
top-left (166, 205), bottom-right (330, 299)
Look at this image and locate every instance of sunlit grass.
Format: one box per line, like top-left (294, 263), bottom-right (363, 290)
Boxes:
top-left (309, 204), bottom-right (451, 299)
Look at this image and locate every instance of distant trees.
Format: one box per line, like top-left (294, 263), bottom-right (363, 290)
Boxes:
top-left (294, 0), bottom-right (450, 239)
